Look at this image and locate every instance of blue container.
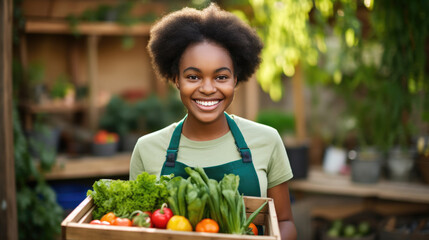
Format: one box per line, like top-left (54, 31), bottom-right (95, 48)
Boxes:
top-left (51, 182), bottom-right (92, 210)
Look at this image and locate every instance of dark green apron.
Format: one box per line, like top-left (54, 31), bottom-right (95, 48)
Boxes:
top-left (160, 112), bottom-right (261, 197)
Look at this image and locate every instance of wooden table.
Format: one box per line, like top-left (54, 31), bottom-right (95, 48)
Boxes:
top-left (289, 167), bottom-right (429, 204)
top-left (41, 153), bottom-right (131, 180)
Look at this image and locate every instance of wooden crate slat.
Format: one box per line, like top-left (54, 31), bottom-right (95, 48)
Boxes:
top-left (65, 222), bottom-right (277, 240)
top-left (62, 196), bottom-right (280, 240)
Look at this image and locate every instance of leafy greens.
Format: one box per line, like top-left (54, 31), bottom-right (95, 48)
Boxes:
top-left (87, 172), bottom-right (172, 219)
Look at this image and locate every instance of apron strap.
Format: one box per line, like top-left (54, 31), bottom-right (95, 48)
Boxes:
top-left (165, 112), bottom-right (253, 167)
top-left (224, 112), bottom-right (252, 163)
top-left (165, 118), bottom-right (184, 167)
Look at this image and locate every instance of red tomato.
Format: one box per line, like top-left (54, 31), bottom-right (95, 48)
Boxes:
top-left (132, 211), bottom-right (152, 228)
top-left (89, 220), bottom-right (110, 225)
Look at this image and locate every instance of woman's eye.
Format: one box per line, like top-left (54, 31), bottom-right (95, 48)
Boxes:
top-left (187, 75), bottom-right (199, 80)
top-left (216, 75), bottom-right (228, 80)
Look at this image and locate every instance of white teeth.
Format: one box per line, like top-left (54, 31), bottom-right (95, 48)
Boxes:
top-left (196, 100), bottom-right (219, 106)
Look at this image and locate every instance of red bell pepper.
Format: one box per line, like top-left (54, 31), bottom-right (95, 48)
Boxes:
top-left (151, 203), bottom-right (173, 229)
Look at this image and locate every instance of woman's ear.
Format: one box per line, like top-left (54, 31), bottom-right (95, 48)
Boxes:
top-left (174, 77), bottom-right (180, 89)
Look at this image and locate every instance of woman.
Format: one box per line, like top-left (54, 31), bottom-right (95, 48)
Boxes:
top-left (130, 3), bottom-right (297, 239)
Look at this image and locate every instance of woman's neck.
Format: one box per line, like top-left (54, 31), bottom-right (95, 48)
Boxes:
top-left (182, 114), bottom-right (230, 141)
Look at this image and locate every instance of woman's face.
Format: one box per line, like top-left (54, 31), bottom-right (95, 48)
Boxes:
top-left (176, 41), bottom-right (237, 125)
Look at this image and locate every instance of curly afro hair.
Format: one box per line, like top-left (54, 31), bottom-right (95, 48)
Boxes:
top-left (148, 3), bottom-right (263, 84)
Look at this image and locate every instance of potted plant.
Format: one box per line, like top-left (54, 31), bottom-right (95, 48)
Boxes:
top-left (134, 91), bottom-right (186, 133)
top-left (26, 61), bottom-right (48, 104)
top-left (99, 90), bottom-right (185, 152)
top-left (368, 0), bottom-right (428, 182)
top-left (338, 65), bottom-right (396, 184)
top-left (99, 95), bottom-right (141, 152)
top-left (27, 114), bottom-right (62, 166)
top-left (92, 130), bottom-right (119, 156)
top-left (50, 74), bottom-right (75, 106)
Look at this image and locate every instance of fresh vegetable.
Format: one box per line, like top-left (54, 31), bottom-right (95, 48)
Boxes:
top-left (87, 172), bottom-right (172, 219)
top-left (358, 221), bottom-right (370, 235)
top-left (166, 176), bottom-right (188, 217)
top-left (166, 216), bottom-right (193, 232)
top-left (166, 173), bottom-right (210, 229)
top-left (186, 180), bottom-right (209, 228)
top-left (112, 217), bottom-right (132, 226)
top-left (152, 203), bottom-right (173, 229)
top-left (184, 167), bottom-right (268, 234)
top-left (343, 224), bottom-right (356, 237)
top-left (100, 212), bottom-right (117, 224)
top-left (143, 211), bottom-right (152, 218)
top-left (131, 210), bottom-right (152, 228)
top-left (89, 220), bottom-right (110, 225)
top-left (327, 220), bottom-right (372, 238)
top-left (248, 222), bottom-right (258, 235)
top-left (93, 130), bottom-right (118, 144)
top-left (195, 219), bottom-right (219, 233)
top-left (185, 167), bottom-right (225, 231)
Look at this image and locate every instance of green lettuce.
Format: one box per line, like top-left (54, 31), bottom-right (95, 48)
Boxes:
top-left (87, 172), bottom-right (172, 219)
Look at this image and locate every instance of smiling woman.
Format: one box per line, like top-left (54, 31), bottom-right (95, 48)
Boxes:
top-left (130, 3), bottom-right (297, 239)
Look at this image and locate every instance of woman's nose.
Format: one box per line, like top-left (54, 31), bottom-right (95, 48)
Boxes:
top-left (199, 78), bottom-right (216, 94)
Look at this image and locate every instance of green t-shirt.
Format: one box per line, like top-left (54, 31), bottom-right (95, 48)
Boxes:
top-left (129, 114), bottom-right (293, 197)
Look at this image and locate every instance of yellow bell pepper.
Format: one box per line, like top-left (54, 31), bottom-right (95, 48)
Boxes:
top-left (166, 216), bottom-right (193, 231)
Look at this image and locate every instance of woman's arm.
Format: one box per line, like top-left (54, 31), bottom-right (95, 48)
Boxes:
top-left (267, 181), bottom-right (297, 240)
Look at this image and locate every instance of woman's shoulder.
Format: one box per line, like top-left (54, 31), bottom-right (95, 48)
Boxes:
top-left (231, 114), bottom-right (280, 138)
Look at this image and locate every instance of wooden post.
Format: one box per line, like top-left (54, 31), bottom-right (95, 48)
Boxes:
top-left (0, 0), bottom-right (18, 239)
top-left (87, 35), bottom-right (99, 131)
top-left (292, 65), bottom-right (307, 143)
top-left (244, 75), bottom-right (259, 121)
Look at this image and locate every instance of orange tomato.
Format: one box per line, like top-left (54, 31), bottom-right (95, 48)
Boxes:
top-left (112, 217), bottom-right (132, 226)
top-left (248, 222), bottom-right (258, 235)
top-left (100, 212), bottom-right (117, 224)
top-left (195, 218), bottom-right (219, 233)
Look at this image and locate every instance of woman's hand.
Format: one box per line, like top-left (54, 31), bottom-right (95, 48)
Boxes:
top-left (268, 181), bottom-right (297, 240)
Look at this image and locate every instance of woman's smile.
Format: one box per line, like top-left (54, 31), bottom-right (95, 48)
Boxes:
top-left (194, 99), bottom-right (221, 109)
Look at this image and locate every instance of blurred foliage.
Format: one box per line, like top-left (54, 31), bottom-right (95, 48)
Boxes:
top-left (50, 74), bottom-right (74, 99)
top-left (233, 0), bottom-right (428, 150)
top-left (99, 88), bottom-right (185, 135)
top-left (13, 105), bottom-right (63, 240)
top-left (238, 0), bottom-right (363, 100)
top-left (330, 0), bottom-right (429, 150)
top-left (255, 109), bottom-right (295, 136)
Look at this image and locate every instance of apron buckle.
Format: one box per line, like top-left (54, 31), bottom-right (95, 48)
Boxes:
top-left (165, 149), bottom-right (178, 167)
top-left (239, 148), bottom-right (252, 163)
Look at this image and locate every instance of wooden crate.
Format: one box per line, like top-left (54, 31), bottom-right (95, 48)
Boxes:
top-left (61, 196), bottom-right (281, 240)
